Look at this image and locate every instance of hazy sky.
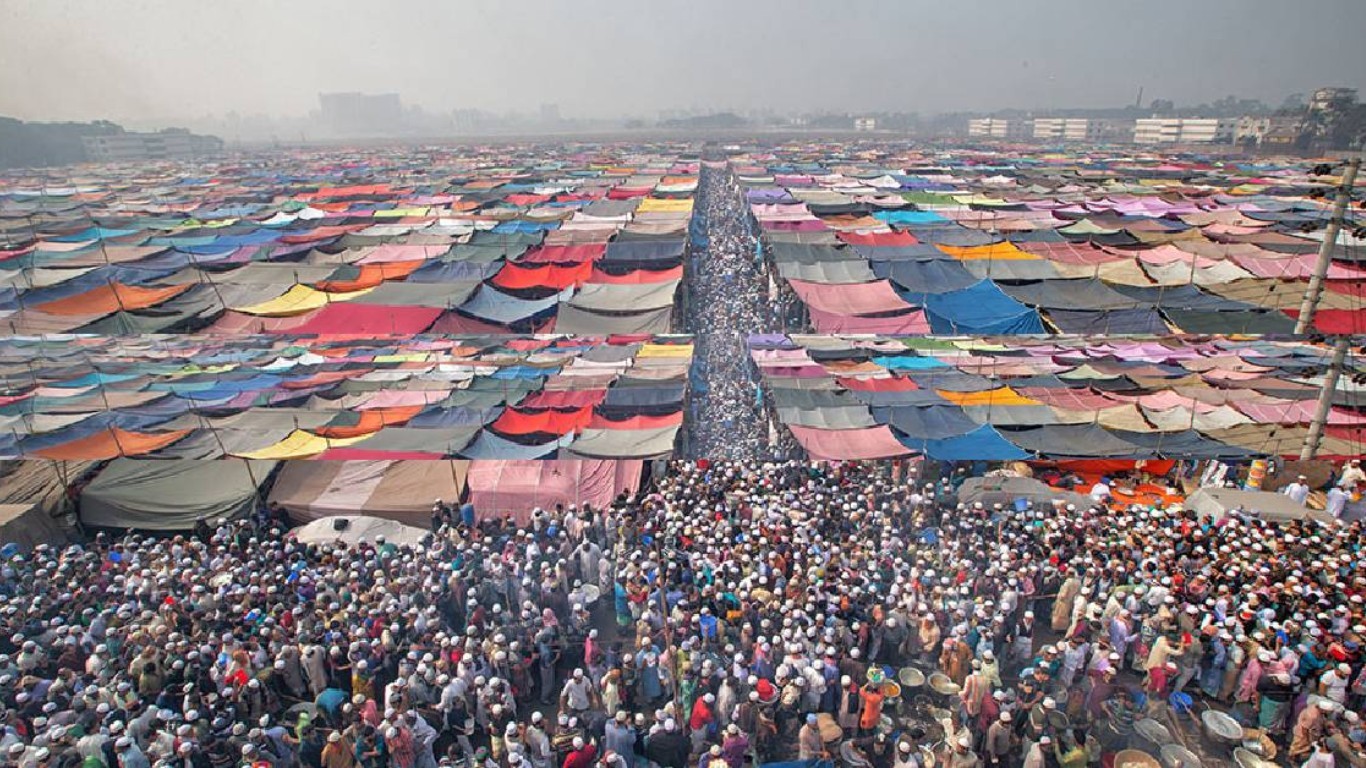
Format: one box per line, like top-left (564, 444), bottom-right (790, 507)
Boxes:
top-left (2, 0), bottom-right (1364, 123)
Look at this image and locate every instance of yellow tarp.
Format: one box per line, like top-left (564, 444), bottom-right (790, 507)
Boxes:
top-left (232, 285), bottom-right (375, 317)
top-left (936, 242), bottom-right (1038, 261)
top-left (235, 430), bottom-right (367, 460)
top-left (936, 387), bottom-right (1042, 407)
top-left (636, 198), bottom-right (694, 213)
top-left (637, 344), bottom-right (694, 358)
top-left (373, 207), bottom-right (431, 218)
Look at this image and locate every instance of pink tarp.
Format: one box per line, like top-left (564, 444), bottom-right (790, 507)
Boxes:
top-left (283, 305), bottom-right (442, 336)
top-left (467, 460), bottom-right (643, 524)
top-left (787, 279), bottom-right (916, 315)
top-left (808, 307), bottom-right (930, 334)
top-left (356, 244), bottom-right (453, 264)
top-left (787, 425), bottom-right (914, 461)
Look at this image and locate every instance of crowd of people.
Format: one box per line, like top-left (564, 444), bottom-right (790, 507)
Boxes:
top-left (685, 164), bottom-right (767, 460)
top-left (1, 459), bottom-right (1366, 768)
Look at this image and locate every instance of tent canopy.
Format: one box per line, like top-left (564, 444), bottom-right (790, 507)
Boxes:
top-left (81, 458), bottom-right (278, 530)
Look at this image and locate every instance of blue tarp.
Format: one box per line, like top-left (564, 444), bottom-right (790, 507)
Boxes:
top-left (456, 285), bottom-right (566, 324)
top-left (457, 431), bottom-right (571, 460)
top-left (873, 210), bottom-right (949, 226)
top-left (873, 404), bottom-right (978, 439)
top-left (902, 425), bottom-right (1031, 462)
top-left (918, 280), bottom-right (1045, 334)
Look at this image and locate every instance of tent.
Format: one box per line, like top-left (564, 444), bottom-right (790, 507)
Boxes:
top-left (466, 460), bottom-right (642, 524)
top-left (1185, 487), bottom-right (1331, 524)
top-left (81, 458), bottom-right (278, 530)
top-left (0, 503), bottom-right (70, 550)
top-left (956, 476), bottom-right (1093, 510)
top-left (268, 460), bottom-right (469, 527)
top-left (292, 515), bottom-right (430, 549)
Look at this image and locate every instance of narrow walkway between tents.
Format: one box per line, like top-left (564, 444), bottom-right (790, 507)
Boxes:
top-left (685, 159), bottom-right (768, 458)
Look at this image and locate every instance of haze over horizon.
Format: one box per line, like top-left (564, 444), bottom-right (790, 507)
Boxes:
top-left (2, 0), bottom-right (1365, 126)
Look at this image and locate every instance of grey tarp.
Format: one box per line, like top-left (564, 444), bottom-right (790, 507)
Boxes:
top-left (770, 244), bottom-right (850, 264)
top-left (957, 476), bottom-right (1094, 509)
top-left (848, 388), bottom-right (951, 407)
top-left (871, 258), bottom-right (978, 293)
top-left (777, 405), bottom-right (877, 429)
top-left (1185, 487), bottom-right (1331, 523)
top-left (871, 405), bottom-right (979, 439)
top-left (999, 279), bottom-right (1148, 310)
top-left (1162, 308), bottom-right (1296, 334)
top-left (776, 259), bottom-right (878, 284)
top-left (564, 425), bottom-right (680, 459)
top-left (457, 284), bottom-right (564, 323)
top-left (1000, 424), bottom-right (1152, 458)
top-left (962, 405), bottom-right (1069, 426)
top-left (567, 281), bottom-right (679, 312)
top-left (1048, 308), bottom-right (1170, 334)
top-left (960, 259), bottom-right (1064, 281)
top-left (1117, 429), bottom-right (1257, 460)
top-left (459, 431), bottom-right (571, 460)
top-left (851, 244), bottom-right (949, 262)
top-left (581, 200), bottom-right (641, 217)
top-left (554, 305), bottom-right (673, 335)
top-left (353, 281), bottom-right (480, 307)
top-left (77, 285), bottom-right (224, 334)
top-left (764, 231), bottom-right (841, 245)
top-left (768, 388), bottom-right (869, 410)
top-left (81, 458), bottom-right (278, 530)
top-left (602, 240), bottom-right (685, 263)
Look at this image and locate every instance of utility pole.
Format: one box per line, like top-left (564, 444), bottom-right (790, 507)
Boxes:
top-left (1300, 336), bottom-right (1351, 460)
top-left (1295, 157), bottom-right (1360, 334)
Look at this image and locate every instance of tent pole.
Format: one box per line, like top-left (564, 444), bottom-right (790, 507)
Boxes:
top-left (1295, 157), bottom-right (1359, 334)
top-left (1300, 336), bottom-right (1350, 460)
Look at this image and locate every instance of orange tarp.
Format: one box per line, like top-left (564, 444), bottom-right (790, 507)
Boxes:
top-left (314, 261), bottom-right (424, 292)
top-left (36, 282), bottom-right (191, 315)
top-left (936, 242), bottom-right (1037, 260)
top-left (838, 231), bottom-right (919, 247)
top-left (314, 406), bottom-right (424, 438)
top-left (492, 406), bottom-right (594, 436)
top-left (937, 387), bottom-right (1042, 406)
top-left (31, 428), bottom-right (189, 460)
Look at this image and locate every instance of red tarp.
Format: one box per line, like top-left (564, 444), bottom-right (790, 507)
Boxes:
top-left (518, 244), bottom-right (607, 264)
top-left (838, 230), bottom-right (920, 247)
top-left (607, 187), bottom-right (652, 200)
top-left (492, 261), bottom-right (593, 290)
top-left (788, 279), bottom-right (916, 315)
top-left (588, 265), bottom-right (685, 285)
top-left (1283, 308), bottom-right (1366, 335)
top-left (283, 305), bottom-right (442, 336)
top-left (491, 407), bottom-right (594, 435)
top-left (787, 425), bottom-right (914, 460)
top-left (466, 460), bottom-right (642, 524)
top-left (837, 375), bottom-right (920, 392)
top-left (520, 390), bottom-right (608, 409)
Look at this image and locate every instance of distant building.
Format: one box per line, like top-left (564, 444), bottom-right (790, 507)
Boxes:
top-left (1133, 117), bottom-right (1234, 144)
top-left (1086, 118), bottom-right (1132, 144)
top-left (1310, 87), bottom-right (1357, 114)
top-left (854, 117), bottom-right (877, 132)
top-left (1031, 118), bottom-right (1089, 141)
top-left (318, 92), bottom-right (404, 136)
top-left (968, 118), bottom-right (1009, 138)
top-left (539, 103), bottom-right (561, 125)
top-left (82, 128), bottom-right (223, 162)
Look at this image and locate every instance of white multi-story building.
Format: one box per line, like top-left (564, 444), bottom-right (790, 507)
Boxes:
top-left (1031, 118), bottom-right (1089, 141)
top-left (1133, 117), bottom-right (1235, 144)
top-left (968, 118), bottom-right (1009, 138)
